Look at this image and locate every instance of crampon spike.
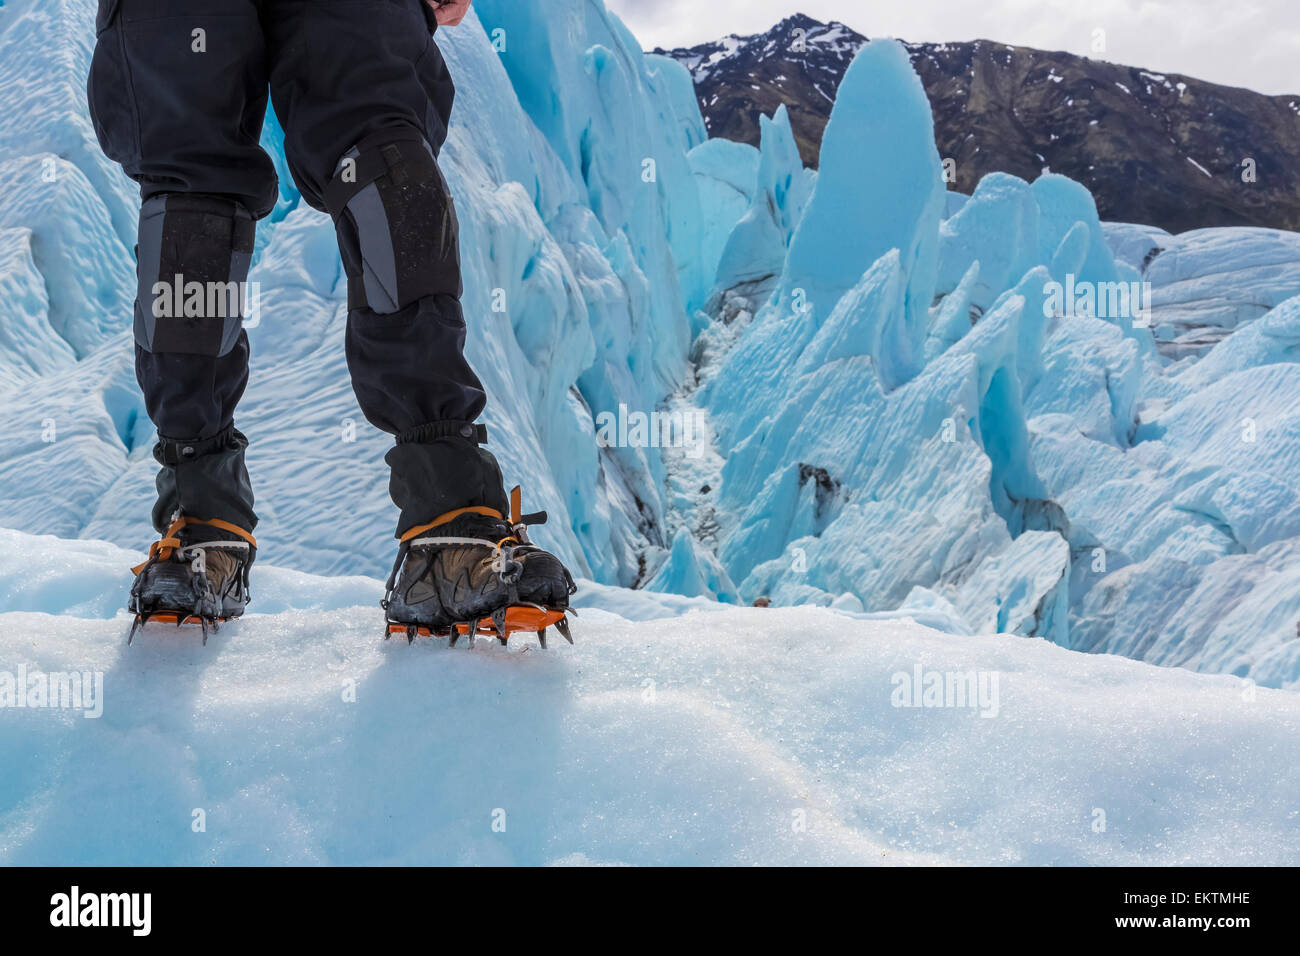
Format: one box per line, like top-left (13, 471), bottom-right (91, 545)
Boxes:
top-left (448, 623), bottom-right (463, 648)
top-left (126, 610), bottom-right (231, 644)
top-left (384, 623), bottom-right (432, 642)
top-left (386, 608), bottom-right (569, 648)
top-left (492, 606), bottom-right (568, 647)
top-left (555, 615), bottom-right (574, 645)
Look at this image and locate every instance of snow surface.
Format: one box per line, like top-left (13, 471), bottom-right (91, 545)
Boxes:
top-left (3, 529), bottom-right (1298, 866)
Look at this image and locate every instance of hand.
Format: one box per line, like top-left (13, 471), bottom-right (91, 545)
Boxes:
top-left (428, 0), bottom-right (472, 26)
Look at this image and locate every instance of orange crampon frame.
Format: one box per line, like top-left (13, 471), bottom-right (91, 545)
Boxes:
top-left (386, 604), bottom-right (573, 648)
top-left (127, 610), bottom-right (236, 645)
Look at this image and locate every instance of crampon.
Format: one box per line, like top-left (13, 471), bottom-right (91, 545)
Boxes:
top-left (381, 485), bottom-right (577, 648)
top-left (385, 605), bottom-right (575, 649)
top-left (127, 516), bottom-right (256, 645)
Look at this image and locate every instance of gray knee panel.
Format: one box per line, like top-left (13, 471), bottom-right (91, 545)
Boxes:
top-left (135, 194), bottom-right (255, 356)
top-left (324, 129), bottom-right (462, 315)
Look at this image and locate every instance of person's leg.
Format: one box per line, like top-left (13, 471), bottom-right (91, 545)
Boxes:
top-left (265, 0), bottom-right (508, 536)
top-left (88, 0), bottom-right (276, 535)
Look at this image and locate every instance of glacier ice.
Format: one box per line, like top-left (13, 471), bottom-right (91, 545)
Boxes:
top-left (1, 0), bottom-right (1300, 704)
top-left (1103, 221), bottom-right (1300, 358)
top-left (712, 105), bottom-right (811, 295)
top-left (688, 136), bottom-right (761, 290)
top-left (782, 39), bottom-right (943, 390)
top-left (644, 525), bottom-right (738, 603)
top-left (3, 0), bottom-right (1300, 867)
top-left (683, 37), bottom-right (1300, 690)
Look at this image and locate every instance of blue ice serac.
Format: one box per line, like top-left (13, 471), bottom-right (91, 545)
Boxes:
top-left (2, 0), bottom-right (1300, 691)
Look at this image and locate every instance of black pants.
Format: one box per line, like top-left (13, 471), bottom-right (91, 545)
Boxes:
top-left (88, 0), bottom-right (508, 540)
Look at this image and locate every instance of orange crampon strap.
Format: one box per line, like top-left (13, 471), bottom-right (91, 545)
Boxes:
top-left (397, 486), bottom-right (539, 546)
top-left (131, 516), bottom-right (257, 575)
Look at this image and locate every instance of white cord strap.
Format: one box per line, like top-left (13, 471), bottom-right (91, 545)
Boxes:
top-left (183, 540), bottom-right (252, 553)
top-left (406, 536), bottom-right (500, 549)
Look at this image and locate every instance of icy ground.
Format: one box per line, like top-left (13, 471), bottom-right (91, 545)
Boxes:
top-left (4, 1), bottom-right (1300, 860)
top-left (1, 529), bottom-right (1298, 866)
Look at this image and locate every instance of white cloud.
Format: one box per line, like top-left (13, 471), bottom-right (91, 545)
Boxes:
top-left (606, 0), bottom-right (1300, 96)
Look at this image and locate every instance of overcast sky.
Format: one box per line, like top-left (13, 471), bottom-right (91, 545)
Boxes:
top-left (603, 0), bottom-right (1300, 97)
